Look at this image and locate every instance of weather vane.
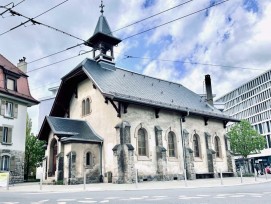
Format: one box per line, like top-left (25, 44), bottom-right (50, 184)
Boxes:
top-left (100, 0), bottom-right (105, 15)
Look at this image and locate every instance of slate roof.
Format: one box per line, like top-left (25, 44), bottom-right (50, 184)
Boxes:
top-left (94, 15), bottom-right (113, 36)
top-left (0, 54), bottom-right (39, 105)
top-left (45, 116), bottom-right (103, 143)
top-left (66, 58), bottom-right (237, 121)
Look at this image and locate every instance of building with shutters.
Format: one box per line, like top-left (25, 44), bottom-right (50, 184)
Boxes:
top-left (0, 55), bottom-right (39, 183)
top-left (215, 69), bottom-right (271, 170)
top-left (38, 6), bottom-right (238, 185)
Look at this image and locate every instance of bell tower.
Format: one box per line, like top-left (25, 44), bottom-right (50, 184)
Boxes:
top-left (86, 1), bottom-right (121, 68)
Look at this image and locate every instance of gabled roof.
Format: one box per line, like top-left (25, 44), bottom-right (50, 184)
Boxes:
top-left (39, 116), bottom-right (103, 143)
top-left (55, 58), bottom-right (238, 122)
top-left (0, 54), bottom-right (39, 105)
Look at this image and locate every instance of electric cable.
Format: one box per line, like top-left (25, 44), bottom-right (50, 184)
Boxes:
top-left (0, 0), bottom-right (25, 16)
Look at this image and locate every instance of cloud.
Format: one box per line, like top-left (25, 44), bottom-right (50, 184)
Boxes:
top-left (1, 0), bottom-right (271, 134)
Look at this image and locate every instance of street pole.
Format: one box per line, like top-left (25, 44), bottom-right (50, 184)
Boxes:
top-left (83, 170), bottom-right (86, 191)
top-left (6, 172), bottom-right (10, 190)
top-left (254, 168), bottom-right (257, 182)
top-left (265, 168), bottom-right (268, 180)
top-left (240, 167), bottom-right (243, 183)
top-left (180, 118), bottom-right (188, 187)
top-left (220, 169), bottom-right (223, 185)
top-left (135, 169), bottom-right (138, 188)
top-left (40, 172), bottom-right (43, 191)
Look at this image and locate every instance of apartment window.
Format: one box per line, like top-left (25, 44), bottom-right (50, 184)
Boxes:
top-left (193, 134), bottom-right (200, 158)
top-left (138, 128), bottom-right (147, 156)
top-left (0, 126), bottom-right (12, 144)
top-left (82, 100), bottom-right (86, 116)
top-left (0, 155), bottom-right (10, 171)
top-left (168, 131), bottom-right (176, 157)
top-left (6, 78), bottom-right (16, 91)
top-left (267, 135), bottom-right (271, 149)
top-left (0, 100), bottom-right (18, 118)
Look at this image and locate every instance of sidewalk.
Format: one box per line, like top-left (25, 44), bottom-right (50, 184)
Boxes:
top-left (1, 174), bottom-right (271, 193)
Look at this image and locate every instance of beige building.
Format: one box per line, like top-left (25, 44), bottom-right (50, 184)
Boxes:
top-left (38, 9), bottom-right (237, 184)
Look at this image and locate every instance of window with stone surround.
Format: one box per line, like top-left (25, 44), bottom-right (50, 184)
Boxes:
top-left (138, 128), bottom-right (148, 156)
top-left (168, 131), bottom-right (177, 157)
top-left (193, 134), bottom-right (200, 158)
top-left (0, 126), bottom-right (12, 144)
top-left (82, 100), bottom-right (86, 116)
top-left (214, 136), bottom-right (221, 158)
top-left (0, 155), bottom-right (10, 171)
top-left (85, 152), bottom-right (93, 168)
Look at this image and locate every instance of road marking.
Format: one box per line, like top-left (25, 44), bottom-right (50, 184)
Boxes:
top-left (179, 197), bottom-right (192, 200)
top-left (251, 196), bottom-right (262, 198)
top-left (104, 197), bottom-right (119, 200)
top-left (197, 195), bottom-right (211, 197)
top-left (99, 201), bottom-right (109, 203)
top-left (147, 198), bottom-right (167, 201)
top-left (213, 197), bottom-right (225, 199)
top-left (129, 198), bottom-right (143, 200)
top-left (31, 200), bottom-right (49, 204)
top-left (57, 199), bottom-right (75, 202)
top-left (229, 195), bottom-right (245, 198)
top-left (84, 198), bottom-right (94, 200)
top-left (78, 201), bottom-right (97, 203)
top-left (152, 196), bottom-right (167, 198)
top-left (57, 202), bottom-right (66, 204)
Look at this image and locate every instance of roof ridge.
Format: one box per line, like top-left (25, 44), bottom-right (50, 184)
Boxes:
top-left (0, 54), bottom-right (24, 74)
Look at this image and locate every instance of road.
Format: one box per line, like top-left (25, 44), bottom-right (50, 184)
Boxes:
top-left (0, 182), bottom-right (271, 204)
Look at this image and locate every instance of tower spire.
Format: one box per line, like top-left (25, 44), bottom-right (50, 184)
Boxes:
top-left (100, 0), bottom-right (104, 15)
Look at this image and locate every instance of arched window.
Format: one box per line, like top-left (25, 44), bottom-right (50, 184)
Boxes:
top-left (214, 136), bottom-right (221, 158)
top-left (193, 134), bottom-right (200, 157)
top-left (138, 128), bottom-right (147, 156)
top-left (86, 152), bottom-right (92, 166)
top-left (0, 155), bottom-right (10, 171)
top-left (168, 131), bottom-right (176, 157)
top-left (82, 100), bottom-right (86, 116)
top-left (85, 98), bottom-right (90, 114)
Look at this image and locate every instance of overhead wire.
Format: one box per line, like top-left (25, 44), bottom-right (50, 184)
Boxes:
top-left (110, 0), bottom-right (194, 34)
top-left (122, 55), bottom-right (268, 71)
top-left (0, 0), bottom-right (69, 36)
top-left (0, 0), bottom-right (25, 16)
top-left (122, 0), bottom-right (230, 40)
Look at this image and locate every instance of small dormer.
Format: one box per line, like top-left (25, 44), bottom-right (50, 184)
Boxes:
top-left (86, 1), bottom-right (121, 67)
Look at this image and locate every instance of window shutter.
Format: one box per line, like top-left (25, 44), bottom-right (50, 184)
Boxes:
top-left (0, 126), bottom-right (3, 142)
top-left (0, 100), bottom-right (5, 116)
top-left (14, 104), bottom-right (18, 118)
top-left (10, 156), bottom-right (16, 171)
top-left (7, 128), bottom-right (12, 144)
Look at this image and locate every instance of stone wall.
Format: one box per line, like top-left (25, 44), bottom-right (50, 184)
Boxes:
top-left (0, 149), bottom-right (24, 183)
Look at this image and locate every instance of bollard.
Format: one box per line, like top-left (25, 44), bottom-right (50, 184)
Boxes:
top-left (240, 167), bottom-right (243, 183)
top-left (265, 168), bottom-right (268, 180)
top-left (220, 169), bottom-right (223, 185)
top-left (83, 171), bottom-right (86, 191)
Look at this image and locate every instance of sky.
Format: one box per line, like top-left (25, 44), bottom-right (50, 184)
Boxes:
top-left (1, 0), bottom-right (271, 134)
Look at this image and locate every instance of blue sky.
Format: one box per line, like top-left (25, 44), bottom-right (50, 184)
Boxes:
top-left (1, 0), bottom-right (271, 134)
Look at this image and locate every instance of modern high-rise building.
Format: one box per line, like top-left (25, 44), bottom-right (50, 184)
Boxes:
top-left (215, 70), bottom-right (271, 169)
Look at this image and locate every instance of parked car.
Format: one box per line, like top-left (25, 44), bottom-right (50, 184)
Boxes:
top-left (265, 166), bottom-right (271, 174)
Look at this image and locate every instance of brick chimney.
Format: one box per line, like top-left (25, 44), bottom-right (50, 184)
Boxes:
top-left (205, 74), bottom-right (213, 106)
top-left (17, 57), bottom-right (27, 73)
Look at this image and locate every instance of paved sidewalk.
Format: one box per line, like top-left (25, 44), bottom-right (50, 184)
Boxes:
top-left (1, 174), bottom-right (271, 193)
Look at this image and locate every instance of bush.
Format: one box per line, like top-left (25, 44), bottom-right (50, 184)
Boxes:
top-left (54, 180), bottom-right (64, 185)
top-left (237, 172), bottom-right (254, 177)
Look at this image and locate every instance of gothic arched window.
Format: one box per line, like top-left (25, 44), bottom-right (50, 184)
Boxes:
top-left (168, 131), bottom-right (176, 157)
top-left (0, 155), bottom-right (10, 171)
top-left (82, 100), bottom-right (86, 116)
top-left (86, 152), bottom-right (92, 166)
top-left (193, 134), bottom-right (200, 157)
top-left (86, 98), bottom-right (90, 114)
top-left (138, 128), bottom-right (147, 156)
top-left (214, 136), bottom-right (221, 158)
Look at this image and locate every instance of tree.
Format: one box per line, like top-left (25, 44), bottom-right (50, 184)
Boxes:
top-left (24, 115), bottom-right (45, 180)
top-left (227, 120), bottom-right (266, 172)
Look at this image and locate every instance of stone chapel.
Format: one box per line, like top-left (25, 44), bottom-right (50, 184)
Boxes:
top-left (38, 5), bottom-right (238, 185)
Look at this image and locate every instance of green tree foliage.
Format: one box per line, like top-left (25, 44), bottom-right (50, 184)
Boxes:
top-left (228, 120), bottom-right (266, 158)
top-left (24, 115), bottom-right (45, 180)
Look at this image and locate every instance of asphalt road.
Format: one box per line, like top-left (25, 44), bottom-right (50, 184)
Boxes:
top-left (0, 182), bottom-right (271, 204)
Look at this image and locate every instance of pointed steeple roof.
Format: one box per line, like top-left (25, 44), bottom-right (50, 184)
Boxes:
top-left (93, 15), bottom-right (113, 37)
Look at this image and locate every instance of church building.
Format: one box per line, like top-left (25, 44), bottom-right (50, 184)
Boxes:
top-left (38, 4), bottom-right (238, 184)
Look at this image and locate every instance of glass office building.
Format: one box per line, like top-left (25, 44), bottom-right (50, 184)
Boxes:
top-left (216, 70), bottom-right (271, 168)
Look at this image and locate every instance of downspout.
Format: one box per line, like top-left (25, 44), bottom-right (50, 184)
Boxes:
top-left (99, 141), bottom-right (103, 182)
